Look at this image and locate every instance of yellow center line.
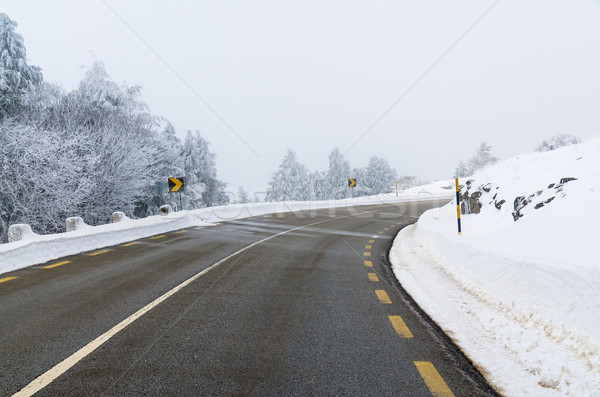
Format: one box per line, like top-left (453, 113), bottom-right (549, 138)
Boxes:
top-left (150, 235), bottom-right (166, 240)
top-left (368, 239), bottom-right (375, 243)
top-left (0, 276), bottom-right (18, 283)
top-left (174, 230), bottom-right (187, 234)
top-left (389, 316), bottom-right (413, 338)
top-left (375, 290), bottom-right (392, 304)
top-left (390, 225), bottom-right (396, 227)
top-left (378, 231), bottom-right (384, 234)
top-left (365, 245), bottom-right (372, 250)
top-left (368, 273), bottom-right (379, 282)
top-left (121, 242), bottom-right (140, 247)
top-left (88, 250), bottom-right (110, 256)
top-left (364, 252), bottom-right (371, 257)
top-left (414, 362), bottom-right (456, 397)
top-left (364, 261), bottom-right (373, 267)
top-left (43, 261), bottom-right (72, 269)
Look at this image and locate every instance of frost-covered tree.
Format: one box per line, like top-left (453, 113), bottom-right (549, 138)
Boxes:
top-left (0, 13), bottom-right (43, 118)
top-left (181, 130), bottom-right (227, 209)
top-left (309, 170), bottom-right (326, 200)
top-left (325, 147), bottom-right (351, 199)
top-left (237, 186), bottom-right (250, 204)
top-left (266, 149), bottom-right (312, 201)
top-left (454, 142), bottom-right (498, 178)
top-left (535, 134), bottom-right (581, 152)
top-left (363, 156), bottom-right (397, 195)
top-left (350, 167), bottom-right (370, 197)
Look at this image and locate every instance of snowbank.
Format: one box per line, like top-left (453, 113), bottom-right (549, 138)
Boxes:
top-left (390, 137), bottom-right (600, 396)
top-left (0, 184), bottom-right (453, 276)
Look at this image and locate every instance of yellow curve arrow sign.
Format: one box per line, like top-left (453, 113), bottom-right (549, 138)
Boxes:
top-left (169, 177), bottom-right (184, 192)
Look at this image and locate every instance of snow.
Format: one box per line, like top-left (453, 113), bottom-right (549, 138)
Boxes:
top-left (0, 184), bottom-right (453, 275)
top-left (390, 136), bottom-right (600, 396)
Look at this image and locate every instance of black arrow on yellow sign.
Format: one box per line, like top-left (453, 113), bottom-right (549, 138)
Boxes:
top-left (348, 178), bottom-right (357, 188)
top-left (168, 177), bottom-right (185, 192)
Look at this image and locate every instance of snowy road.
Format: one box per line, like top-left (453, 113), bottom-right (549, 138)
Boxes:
top-left (1, 202), bottom-right (497, 396)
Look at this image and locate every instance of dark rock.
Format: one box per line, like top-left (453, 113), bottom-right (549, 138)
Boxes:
top-left (560, 177), bottom-right (577, 184)
top-left (548, 183), bottom-right (555, 189)
top-left (493, 193), bottom-right (498, 200)
top-left (545, 196), bottom-right (555, 204)
top-left (536, 190), bottom-right (543, 196)
top-left (472, 191), bottom-right (482, 200)
top-left (534, 202), bottom-right (544, 209)
top-left (514, 196), bottom-right (527, 211)
top-left (494, 199), bottom-right (505, 210)
top-left (482, 184), bottom-right (492, 193)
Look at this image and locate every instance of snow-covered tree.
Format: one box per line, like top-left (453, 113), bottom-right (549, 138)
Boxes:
top-left (535, 134), bottom-right (580, 152)
top-left (350, 167), bottom-right (371, 197)
top-left (309, 170), bottom-right (327, 200)
top-left (0, 13), bottom-right (43, 118)
top-left (181, 130), bottom-right (227, 209)
top-left (325, 148), bottom-right (351, 199)
top-left (237, 186), bottom-right (250, 204)
top-left (266, 149), bottom-right (312, 201)
top-left (454, 142), bottom-right (498, 178)
top-left (363, 156), bottom-right (397, 195)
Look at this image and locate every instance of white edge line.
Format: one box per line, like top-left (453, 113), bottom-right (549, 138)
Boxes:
top-left (13, 216), bottom-right (347, 397)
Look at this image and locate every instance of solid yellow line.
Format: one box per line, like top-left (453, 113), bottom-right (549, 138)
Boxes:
top-left (365, 245), bottom-right (372, 250)
top-left (375, 290), bottom-right (392, 304)
top-left (389, 315), bottom-right (413, 338)
top-left (121, 242), bottom-right (140, 247)
top-left (43, 261), bottom-right (72, 269)
top-left (368, 273), bottom-right (379, 282)
top-left (414, 361), bottom-right (455, 397)
top-left (368, 239), bottom-right (375, 243)
top-left (150, 235), bottom-right (166, 240)
top-left (88, 250), bottom-right (110, 256)
top-left (364, 261), bottom-right (373, 268)
top-left (364, 252), bottom-right (371, 257)
top-left (0, 276), bottom-right (18, 283)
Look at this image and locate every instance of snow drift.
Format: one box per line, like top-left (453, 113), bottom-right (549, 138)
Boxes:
top-left (390, 136), bottom-right (600, 396)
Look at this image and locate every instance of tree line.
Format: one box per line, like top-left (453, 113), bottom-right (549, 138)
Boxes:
top-left (0, 13), bottom-right (226, 242)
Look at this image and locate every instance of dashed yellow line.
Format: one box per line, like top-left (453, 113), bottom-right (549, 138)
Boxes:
top-left (378, 231), bottom-right (384, 234)
top-left (0, 276), bottom-right (18, 283)
top-left (368, 239), bottom-right (375, 243)
top-left (368, 273), bottom-right (379, 282)
top-left (150, 235), bottom-right (166, 240)
top-left (174, 230), bottom-right (187, 234)
top-left (389, 315), bottom-right (413, 338)
top-left (390, 224), bottom-right (396, 227)
top-left (122, 242), bottom-right (140, 247)
top-left (364, 252), bottom-right (371, 257)
top-left (364, 261), bottom-right (373, 268)
top-left (414, 361), bottom-right (455, 397)
top-left (43, 261), bottom-right (72, 269)
top-left (375, 290), bottom-right (392, 304)
top-left (384, 228), bottom-right (390, 231)
top-left (365, 245), bottom-right (372, 250)
top-left (88, 250), bottom-right (110, 256)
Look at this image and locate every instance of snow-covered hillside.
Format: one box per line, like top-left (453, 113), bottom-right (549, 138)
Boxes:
top-left (390, 137), bottom-right (600, 396)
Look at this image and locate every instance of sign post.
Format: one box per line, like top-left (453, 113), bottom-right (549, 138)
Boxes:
top-left (168, 177), bottom-right (185, 211)
top-left (348, 178), bottom-right (356, 198)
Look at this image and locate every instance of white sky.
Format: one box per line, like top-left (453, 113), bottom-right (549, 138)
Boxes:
top-left (2, 0), bottom-right (600, 193)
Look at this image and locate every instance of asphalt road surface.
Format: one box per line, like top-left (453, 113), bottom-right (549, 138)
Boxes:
top-left (0, 201), bottom-right (499, 396)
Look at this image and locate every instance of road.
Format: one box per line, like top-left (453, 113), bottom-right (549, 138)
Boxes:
top-left (0, 201), bottom-right (498, 396)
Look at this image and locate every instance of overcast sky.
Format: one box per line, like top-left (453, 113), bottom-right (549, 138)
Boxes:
top-left (2, 0), bottom-right (600, 193)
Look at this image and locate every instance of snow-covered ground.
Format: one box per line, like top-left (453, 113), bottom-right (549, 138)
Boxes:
top-left (390, 137), bottom-right (600, 396)
top-left (0, 183), bottom-right (453, 276)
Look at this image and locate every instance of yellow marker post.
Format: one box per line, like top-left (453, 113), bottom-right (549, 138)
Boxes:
top-left (455, 178), bottom-right (462, 235)
top-left (414, 361), bottom-right (455, 397)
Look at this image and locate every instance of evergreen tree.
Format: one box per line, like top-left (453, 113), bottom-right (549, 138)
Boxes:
top-left (237, 186), bottom-right (250, 204)
top-left (0, 13), bottom-right (43, 118)
top-left (363, 156), bottom-right (397, 195)
top-left (325, 147), bottom-right (351, 199)
top-left (266, 149), bottom-right (311, 201)
top-left (535, 134), bottom-right (580, 152)
top-left (454, 142), bottom-right (498, 178)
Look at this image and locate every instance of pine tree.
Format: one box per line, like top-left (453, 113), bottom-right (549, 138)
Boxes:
top-left (363, 156), bottom-right (397, 195)
top-left (266, 149), bottom-right (311, 201)
top-left (237, 186), bottom-right (250, 204)
top-left (325, 148), bottom-right (351, 199)
top-left (0, 13), bottom-right (43, 118)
